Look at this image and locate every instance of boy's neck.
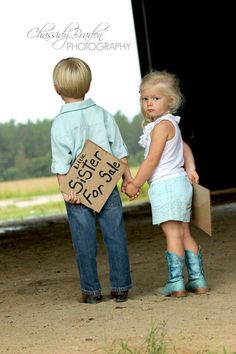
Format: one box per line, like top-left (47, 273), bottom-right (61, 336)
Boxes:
top-left (62, 96), bottom-right (85, 104)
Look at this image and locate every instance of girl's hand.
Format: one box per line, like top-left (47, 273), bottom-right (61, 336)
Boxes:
top-left (186, 169), bottom-right (199, 184)
top-left (125, 182), bottom-right (140, 200)
top-left (62, 191), bottom-right (80, 204)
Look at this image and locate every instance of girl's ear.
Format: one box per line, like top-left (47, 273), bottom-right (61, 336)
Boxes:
top-left (168, 96), bottom-right (175, 107)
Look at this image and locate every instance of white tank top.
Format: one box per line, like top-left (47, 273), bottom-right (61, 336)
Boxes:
top-left (139, 113), bottom-right (186, 183)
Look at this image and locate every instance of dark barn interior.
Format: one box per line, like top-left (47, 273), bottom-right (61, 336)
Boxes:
top-left (131, 1), bottom-right (235, 191)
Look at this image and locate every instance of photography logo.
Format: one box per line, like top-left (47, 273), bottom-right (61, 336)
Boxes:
top-left (27, 22), bottom-right (131, 51)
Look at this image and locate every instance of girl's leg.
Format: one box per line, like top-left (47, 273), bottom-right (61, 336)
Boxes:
top-left (182, 223), bottom-right (208, 293)
top-left (161, 220), bottom-right (185, 256)
top-left (182, 222), bottom-right (199, 254)
top-left (159, 221), bottom-right (186, 297)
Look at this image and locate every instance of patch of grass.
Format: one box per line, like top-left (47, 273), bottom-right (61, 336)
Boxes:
top-left (106, 321), bottom-right (172, 354)
top-left (0, 176), bottom-right (58, 199)
top-left (0, 188), bottom-right (149, 222)
top-left (0, 201), bottom-right (66, 222)
top-left (0, 168), bottom-right (149, 200)
top-left (0, 168), bottom-right (149, 222)
top-left (206, 349), bottom-right (236, 354)
top-left (105, 322), bottom-right (235, 354)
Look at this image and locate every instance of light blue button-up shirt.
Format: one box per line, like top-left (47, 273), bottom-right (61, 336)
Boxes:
top-left (51, 98), bottom-right (129, 174)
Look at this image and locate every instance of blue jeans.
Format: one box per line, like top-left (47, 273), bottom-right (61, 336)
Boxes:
top-left (65, 187), bottom-right (132, 295)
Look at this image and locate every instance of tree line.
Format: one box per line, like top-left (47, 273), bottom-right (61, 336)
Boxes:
top-left (0, 112), bottom-right (144, 181)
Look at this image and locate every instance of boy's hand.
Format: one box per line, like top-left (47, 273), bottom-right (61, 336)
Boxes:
top-left (57, 174), bottom-right (80, 203)
top-left (62, 191), bottom-right (80, 204)
top-left (121, 176), bottom-right (133, 193)
top-left (125, 182), bottom-right (140, 200)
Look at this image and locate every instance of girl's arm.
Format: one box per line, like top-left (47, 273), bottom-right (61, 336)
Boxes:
top-left (126, 121), bottom-right (173, 197)
top-left (183, 142), bottom-right (199, 184)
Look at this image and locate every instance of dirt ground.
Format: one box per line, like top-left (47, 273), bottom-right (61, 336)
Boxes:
top-left (0, 200), bottom-right (236, 354)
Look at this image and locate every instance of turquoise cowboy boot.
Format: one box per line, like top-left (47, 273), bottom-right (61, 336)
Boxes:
top-left (159, 251), bottom-right (187, 297)
top-left (185, 247), bottom-right (208, 294)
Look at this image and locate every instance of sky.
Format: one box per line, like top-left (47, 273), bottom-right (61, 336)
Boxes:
top-left (0, 0), bottom-right (141, 124)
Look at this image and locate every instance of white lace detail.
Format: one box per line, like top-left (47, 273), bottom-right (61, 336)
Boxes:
top-left (138, 113), bottom-right (181, 148)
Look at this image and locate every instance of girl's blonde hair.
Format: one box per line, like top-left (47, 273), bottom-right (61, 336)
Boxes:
top-left (53, 57), bottom-right (92, 98)
top-left (139, 70), bottom-right (185, 125)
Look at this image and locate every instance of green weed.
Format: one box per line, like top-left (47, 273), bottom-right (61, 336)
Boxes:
top-left (105, 322), bottom-right (235, 354)
top-left (106, 321), bottom-right (173, 354)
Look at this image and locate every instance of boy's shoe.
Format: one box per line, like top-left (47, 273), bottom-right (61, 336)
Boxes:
top-left (110, 291), bottom-right (128, 302)
top-left (82, 294), bottom-right (103, 304)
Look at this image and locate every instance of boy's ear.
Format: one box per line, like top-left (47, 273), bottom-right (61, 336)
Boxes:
top-left (54, 84), bottom-right (61, 95)
top-left (86, 84), bottom-right (91, 93)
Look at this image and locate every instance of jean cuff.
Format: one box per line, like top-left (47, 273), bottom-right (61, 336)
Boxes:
top-left (111, 285), bottom-right (132, 292)
top-left (81, 290), bottom-right (101, 296)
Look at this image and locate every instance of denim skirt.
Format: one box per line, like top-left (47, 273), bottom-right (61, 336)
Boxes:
top-left (148, 175), bottom-right (193, 225)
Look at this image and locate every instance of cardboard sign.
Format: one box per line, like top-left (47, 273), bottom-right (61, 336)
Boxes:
top-left (60, 140), bottom-right (127, 212)
top-left (192, 183), bottom-right (212, 236)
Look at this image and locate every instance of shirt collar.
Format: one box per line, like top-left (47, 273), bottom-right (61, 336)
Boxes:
top-left (60, 98), bottom-right (96, 114)
top-left (155, 113), bottom-right (181, 124)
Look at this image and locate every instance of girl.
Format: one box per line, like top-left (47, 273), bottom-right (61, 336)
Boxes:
top-left (126, 70), bottom-right (208, 297)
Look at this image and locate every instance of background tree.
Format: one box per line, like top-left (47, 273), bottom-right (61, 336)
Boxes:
top-left (0, 112), bottom-right (143, 181)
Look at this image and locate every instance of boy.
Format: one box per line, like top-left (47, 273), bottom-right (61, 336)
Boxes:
top-left (51, 57), bottom-right (132, 304)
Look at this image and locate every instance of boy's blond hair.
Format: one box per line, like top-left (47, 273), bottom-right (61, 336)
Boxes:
top-left (53, 57), bottom-right (92, 99)
top-left (139, 70), bottom-right (185, 125)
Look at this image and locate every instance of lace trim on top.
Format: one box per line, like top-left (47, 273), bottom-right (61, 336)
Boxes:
top-left (139, 113), bottom-right (181, 148)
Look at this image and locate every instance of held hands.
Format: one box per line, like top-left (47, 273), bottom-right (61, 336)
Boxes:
top-left (121, 163), bottom-right (140, 201)
top-left (121, 176), bottom-right (140, 200)
top-left (121, 176), bottom-right (132, 194)
top-left (125, 182), bottom-right (140, 200)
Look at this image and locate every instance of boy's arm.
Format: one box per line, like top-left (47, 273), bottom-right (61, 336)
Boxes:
top-left (51, 127), bottom-right (80, 203)
top-left (183, 142), bottom-right (199, 184)
top-left (120, 157), bottom-right (134, 193)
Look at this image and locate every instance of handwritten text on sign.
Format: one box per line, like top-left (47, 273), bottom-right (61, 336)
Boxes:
top-left (60, 140), bottom-right (126, 212)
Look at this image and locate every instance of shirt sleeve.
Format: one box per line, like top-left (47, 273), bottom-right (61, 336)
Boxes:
top-left (105, 114), bottom-right (129, 159)
top-left (51, 127), bottom-right (72, 174)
